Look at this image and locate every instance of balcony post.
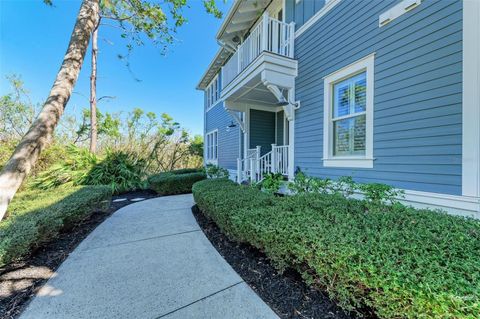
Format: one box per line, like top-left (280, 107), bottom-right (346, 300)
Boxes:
top-left (271, 144), bottom-right (277, 173)
top-left (289, 22), bottom-right (295, 58)
top-left (261, 13), bottom-right (269, 52)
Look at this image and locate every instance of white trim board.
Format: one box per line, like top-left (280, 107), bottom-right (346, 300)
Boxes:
top-left (401, 190), bottom-right (479, 219)
top-left (462, 0), bottom-right (480, 197)
top-left (295, 0), bottom-right (342, 38)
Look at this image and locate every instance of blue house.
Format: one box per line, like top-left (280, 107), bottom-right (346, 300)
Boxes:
top-left (197, 0), bottom-right (480, 218)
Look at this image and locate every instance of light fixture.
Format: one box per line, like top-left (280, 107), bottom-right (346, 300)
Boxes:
top-left (226, 121), bottom-right (237, 132)
top-left (232, 35), bottom-right (241, 44)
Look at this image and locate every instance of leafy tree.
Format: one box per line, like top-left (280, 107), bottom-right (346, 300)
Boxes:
top-left (0, 0), bottom-right (221, 220)
top-left (0, 75), bottom-right (38, 141)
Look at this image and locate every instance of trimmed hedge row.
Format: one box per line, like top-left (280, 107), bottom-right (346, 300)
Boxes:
top-left (192, 179), bottom-right (480, 319)
top-left (0, 185), bottom-right (112, 267)
top-left (148, 169), bottom-right (206, 195)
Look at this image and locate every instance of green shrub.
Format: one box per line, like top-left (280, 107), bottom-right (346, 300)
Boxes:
top-left (30, 145), bottom-right (98, 189)
top-left (260, 173), bottom-right (284, 193)
top-left (205, 164), bottom-right (229, 179)
top-left (0, 185), bottom-right (112, 267)
top-left (31, 146), bottom-right (147, 194)
top-left (170, 168), bottom-right (203, 175)
top-left (149, 170), bottom-right (206, 195)
top-left (193, 179), bottom-right (480, 318)
top-left (84, 150), bottom-right (147, 194)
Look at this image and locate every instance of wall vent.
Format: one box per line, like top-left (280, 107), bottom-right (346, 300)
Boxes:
top-left (379, 0), bottom-right (422, 27)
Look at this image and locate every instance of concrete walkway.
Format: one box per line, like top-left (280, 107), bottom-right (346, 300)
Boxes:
top-left (20, 194), bottom-right (278, 319)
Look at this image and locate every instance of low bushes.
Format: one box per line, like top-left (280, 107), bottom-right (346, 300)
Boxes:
top-left (192, 179), bottom-right (480, 319)
top-left (31, 146), bottom-right (148, 194)
top-left (0, 185), bottom-right (112, 267)
top-left (148, 168), bottom-right (206, 195)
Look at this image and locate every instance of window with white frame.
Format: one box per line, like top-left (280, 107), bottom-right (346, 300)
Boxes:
top-left (206, 75), bottom-right (220, 110)
top-left (205, 130), bottom-right (218, 163)
top-left (323, 54), bottom-right (374, 168)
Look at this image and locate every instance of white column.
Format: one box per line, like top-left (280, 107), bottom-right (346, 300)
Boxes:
top-left (462, 0), bottom-right (480, 198)
top-left (237, 158), bottom-right (241, 184)
top-left (288, 119), bottom-right (295, 180)
top-left (271, 144), bottom-right (277, 173)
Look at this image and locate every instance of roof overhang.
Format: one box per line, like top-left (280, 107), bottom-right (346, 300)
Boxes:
top-left (196, 48), bottom-right (231, 90)
top-left (196, 0), bottom-right (272, 91)
top-left (216, 0), bottom-right (271, 49)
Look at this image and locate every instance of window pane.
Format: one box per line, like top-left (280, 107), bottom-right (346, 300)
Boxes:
top-left (353, 115), bottom-right (366, 153)
top-left (333, 118), bottom-right (351, 156)
top-left (333, 115), bottom-right (366, 156)
top-left (354, 73), bottom-right (366, 113)
top-left (333, 81), bottom-right (350, 118)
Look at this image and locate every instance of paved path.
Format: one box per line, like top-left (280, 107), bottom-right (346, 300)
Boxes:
top-left (20, 194), bottom-right (278, 319)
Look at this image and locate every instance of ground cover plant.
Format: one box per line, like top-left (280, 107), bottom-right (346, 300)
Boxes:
top-left (148, 168), bottom-right (206, 195)
top-left (0, 185), bottom-right (112, 267)
top-left (192, 178), bottom-right (480, 319)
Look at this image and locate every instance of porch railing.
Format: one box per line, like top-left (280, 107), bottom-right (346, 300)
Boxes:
top-left (237, 144), bottom-right (289, 184)
top-left (222, 14), bottom-right (295, 89)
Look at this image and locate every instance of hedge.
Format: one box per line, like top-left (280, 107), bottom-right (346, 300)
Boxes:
top-left (148, 169), bottom-right (206, 195)
top-left (0, 185), bottom-right (112, 267)
top-left (192, 179), bottom-right (480, 318)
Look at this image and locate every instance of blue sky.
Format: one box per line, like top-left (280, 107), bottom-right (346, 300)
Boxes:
top-left (0, 0), bottom-right (232, 136)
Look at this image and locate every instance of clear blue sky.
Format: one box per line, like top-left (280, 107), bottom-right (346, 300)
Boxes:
top-left (0, 0), bottom-right (232, 136)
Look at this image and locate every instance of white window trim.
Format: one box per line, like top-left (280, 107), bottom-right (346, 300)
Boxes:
top-left (206, 74), bottom-right (220, 112)
top-left (205, 129), bottom-right (218, 165)
top-left (323, 53), bottom-right (375, 168)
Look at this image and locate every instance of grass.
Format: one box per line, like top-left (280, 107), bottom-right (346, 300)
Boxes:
top-left (0, 185), bottom-right (112, 267)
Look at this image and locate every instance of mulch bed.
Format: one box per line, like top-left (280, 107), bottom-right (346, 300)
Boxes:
top-left (192, 205), bottom-right (358, 319)
top-left (0, 190), bottom-right (158, 319)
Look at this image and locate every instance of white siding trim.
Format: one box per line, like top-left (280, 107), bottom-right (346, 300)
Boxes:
top-left (322, 53), bottom-right (375, 169)
top-left (295, 0), bottom-right (342, 38)
top-left (462, 0), bottom-right (480, 198)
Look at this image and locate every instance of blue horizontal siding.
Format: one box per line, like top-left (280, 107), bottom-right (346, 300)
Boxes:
top-left (294, 0), bottom-right (463, 195)
top-left (205, 101), bottom-right (240, 170)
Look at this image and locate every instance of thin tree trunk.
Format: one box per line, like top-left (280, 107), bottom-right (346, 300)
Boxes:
top-left (89, 18), bottom-right (100, 153)
top-left (0, 0), bottom-right (100, 220)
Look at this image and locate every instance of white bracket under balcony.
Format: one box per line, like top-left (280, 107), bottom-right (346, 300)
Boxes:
top-left (225, 108), bottom-right (245, 133)
top-left (264, 82), bottom-right (299, 121)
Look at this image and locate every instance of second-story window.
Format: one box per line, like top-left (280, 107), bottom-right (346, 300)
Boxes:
top-left (206, 74), bottom-right (220, 110)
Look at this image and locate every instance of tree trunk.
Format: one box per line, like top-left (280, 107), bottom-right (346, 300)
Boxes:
top-left (89, 18), bottom-right (100, 153)
top-left (0, 0), bottom-right (100, 220)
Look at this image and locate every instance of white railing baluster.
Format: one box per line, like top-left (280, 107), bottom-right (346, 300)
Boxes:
top-left (221, 16), bottom-right (294, 88)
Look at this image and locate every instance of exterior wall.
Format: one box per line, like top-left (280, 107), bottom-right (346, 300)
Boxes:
top-left (249, 109), bottom-right (276, 155)
top-left (293, 0), bottom-right (463, 195)
top-left (205, 101), bottom-right (241, 170)
top-left (286, 0), bottom-right (325, 29)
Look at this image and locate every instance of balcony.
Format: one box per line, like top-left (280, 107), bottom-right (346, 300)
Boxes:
top-left (221, 14), bottom-right (297, 106)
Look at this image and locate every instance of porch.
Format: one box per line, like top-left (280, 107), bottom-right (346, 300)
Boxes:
top-left (236, 108), bottom-right (291, 184)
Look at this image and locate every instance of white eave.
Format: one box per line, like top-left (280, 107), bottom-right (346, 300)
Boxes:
top-left (196, 48), bottom-right (231, 90)
top-left (196, 0), bottom-right (272, 91)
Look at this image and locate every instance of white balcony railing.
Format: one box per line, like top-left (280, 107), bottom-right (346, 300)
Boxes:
top-left (222, 14), bottom-right (295, 89)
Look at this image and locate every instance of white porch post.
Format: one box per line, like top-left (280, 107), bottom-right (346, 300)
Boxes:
top-left (271, 144), bottom-right (277, 173)
top-left (256, 145), bottom-right (261, 176)
top-left (237, 158), bottom-right (241, 183)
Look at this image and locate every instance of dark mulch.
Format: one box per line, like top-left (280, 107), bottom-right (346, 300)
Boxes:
top-left (192, 205), bottom-right (357, 319)
top-left (0, 190), bottom-right (158, 319)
